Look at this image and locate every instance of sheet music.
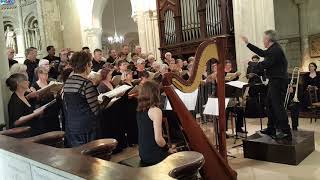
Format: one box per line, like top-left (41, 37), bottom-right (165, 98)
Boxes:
top-left (165, 88), bottom-right (198, 110)
top-left (98, 85), bottom-right (132, 102)
top-left (226, 81), bottom-right (248, 89)
top-left (203, 98), bottom-right (230, 116)
top-left (37, 81), bottom-right (63, 95)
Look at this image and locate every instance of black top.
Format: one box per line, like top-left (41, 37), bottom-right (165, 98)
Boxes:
top-left (43, 55), bottom-right (60, 63)
top-left (246, 61), bottom-right (265, 84)
top-left (137, 111), bottom-right (168, 165)
top-left (31, 81), bottom-right (61, 132)
top-left (92, 59), bottom-right (105, 72)
top-left (24, 59), bottom-right (40, 83)
top-left (247, 42), bottom-right (288, 79)
top-left (8, 59), bottom-right (18, 68)
top-left (133, 70), bottom-right (147, 79)
top-left (43, 55), bottom-right (61, 79)
top-left (8, 93), bottom-right (44, 136)
top-left (303, 72), bottom-right (320, 90)
top-left (107, 57), bottom-right (116, 64)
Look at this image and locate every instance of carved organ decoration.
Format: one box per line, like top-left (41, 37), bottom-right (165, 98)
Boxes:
top-left (164, 10), bottom-right (176, 44)
top-left (157, 0), bottom-right (235, 66)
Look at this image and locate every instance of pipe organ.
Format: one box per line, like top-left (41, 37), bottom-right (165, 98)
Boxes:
top-left (157, 0), bottom-right (236, 68)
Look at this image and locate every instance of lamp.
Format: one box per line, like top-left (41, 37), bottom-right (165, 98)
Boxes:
top-left (108, 0), bottom-right (124, 44)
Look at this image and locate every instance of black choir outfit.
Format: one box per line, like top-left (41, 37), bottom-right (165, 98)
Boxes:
top-left (24, 59), bottom-right (40, 83)
top-left (9, 59), bottom-right (18, 68)
top-left (98, 82), bottom-right (127, 152)
top-left (8, 93), bottom-right (45, 136)
top-left (137, 111), bottom-right (169, 165)
top-left (43, 55), bottom-right (61, 79)
top-left (107, 56), bottom-right (116, 64)
top-left (245, 61), bottom-right (267, 118)
top-left (92, 59), bottom-right (105, 72)
top-left (302, 72), bottom-right (320, 109)
top-left (247, 42), bottom-right (290, 136)
top-left (63, 74), bottom-right (100, 147)
top-left (31, 81), bottom-right (61, 132)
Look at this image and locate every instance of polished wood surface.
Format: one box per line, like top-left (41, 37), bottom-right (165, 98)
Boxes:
top-left (67, 139), bottom-right (118, 161)
top-left (22, 131), bottom-right (65, 147)
top-left (162, 37), bottom-right (237, 180)
top-left (0, 126), bottom-right (31, 138)
top-left (0, 135), bottom-right (204, 179)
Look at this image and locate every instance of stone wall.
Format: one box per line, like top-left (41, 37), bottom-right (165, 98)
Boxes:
top-left (274, 0), bottom-right (320, 71)
top-left (57, 0), bottom-right (82, 51)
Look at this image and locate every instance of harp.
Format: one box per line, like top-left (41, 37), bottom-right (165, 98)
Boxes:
top-left (162, 36), bottom-right (237, 180)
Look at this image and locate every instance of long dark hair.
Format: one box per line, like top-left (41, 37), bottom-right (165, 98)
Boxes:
top-left (137, 81), bottom-right (161, 112)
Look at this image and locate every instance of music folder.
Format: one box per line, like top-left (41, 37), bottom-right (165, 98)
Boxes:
top-left (98, 85), bottom-right (132, 102)
top-left (37, 81), bottom-right (63, 96)
top-left (226, 81), bottom-right (248, 89)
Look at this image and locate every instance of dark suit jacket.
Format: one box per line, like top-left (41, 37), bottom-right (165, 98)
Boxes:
top-left (247, 42), bottom-right (288, 79)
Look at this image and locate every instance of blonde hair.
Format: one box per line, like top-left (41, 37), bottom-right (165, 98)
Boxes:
top-left (9, 63), bottom-right (27, 76)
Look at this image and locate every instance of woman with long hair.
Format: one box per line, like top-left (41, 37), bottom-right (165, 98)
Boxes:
top-left (137, 80), bottom-right (174, 165)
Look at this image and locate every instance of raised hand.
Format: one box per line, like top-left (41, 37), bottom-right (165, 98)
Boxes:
top-left (240, 35), bottom-right (249, 44)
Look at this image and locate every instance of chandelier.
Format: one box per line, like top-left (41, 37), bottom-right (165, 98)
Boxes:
top-left (108, 0), bottom-right (124, 44)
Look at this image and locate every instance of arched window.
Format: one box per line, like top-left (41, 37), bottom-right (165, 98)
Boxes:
top-left (24, 15), bottom-right (41, 50)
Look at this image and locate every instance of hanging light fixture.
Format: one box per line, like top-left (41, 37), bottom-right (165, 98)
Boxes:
top-left (108, 0), bottom-right (124, 44)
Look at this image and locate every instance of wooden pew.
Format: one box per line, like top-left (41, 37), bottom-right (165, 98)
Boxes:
top-left (0, 135), bottom-right (204, 180)
top-left (0, 126), bottom-right (32, 138)
top-left (0, 128), bottom-right (117, 161)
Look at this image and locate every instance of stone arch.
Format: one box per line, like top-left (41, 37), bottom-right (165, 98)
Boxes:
top-left (24, 12), bottom-right (41, 50)
top-left (3, 16), bottom-right (18, 30)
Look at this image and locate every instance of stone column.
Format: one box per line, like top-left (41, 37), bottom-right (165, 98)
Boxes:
top-left (85, 28), bottom-right (103, 50)
top-left (133, 10), bottom-right (161, 60)
top-left (16, 0), bottom-right (26, 58)
top-left (294, 0), bottom-right (309, 68)
top-left (0, 14), bottom-right (10, 126)
top-left (233, 0), bottom-right (275, 79)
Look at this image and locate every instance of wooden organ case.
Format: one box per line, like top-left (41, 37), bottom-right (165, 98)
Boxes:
top-left (157, 0), bottom-right (236, 68)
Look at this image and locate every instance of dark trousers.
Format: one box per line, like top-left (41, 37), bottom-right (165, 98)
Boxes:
top-left (66, 131), bottom-right (97, 148)
top-left (289, 102), bottom-right (299, 128)
top-left (266, 79), bottom-right (290, 131)
top-left (226, 107), bottom-right (244, 131)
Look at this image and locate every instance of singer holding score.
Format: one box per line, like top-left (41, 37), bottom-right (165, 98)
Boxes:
top-left (241, 30), bottom-right (291, 140)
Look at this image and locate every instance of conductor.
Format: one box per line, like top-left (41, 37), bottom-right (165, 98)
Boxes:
top-left (241, 30), bottom-right (291, 140)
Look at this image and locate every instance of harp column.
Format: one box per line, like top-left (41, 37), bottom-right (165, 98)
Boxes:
top-left (0, 14), bottom-right (10, 126)
top-left (233, 0), bottom-right (275, 78)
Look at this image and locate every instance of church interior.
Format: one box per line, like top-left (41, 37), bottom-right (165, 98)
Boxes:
top-left (0, 0), bottom-right (320, 179)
